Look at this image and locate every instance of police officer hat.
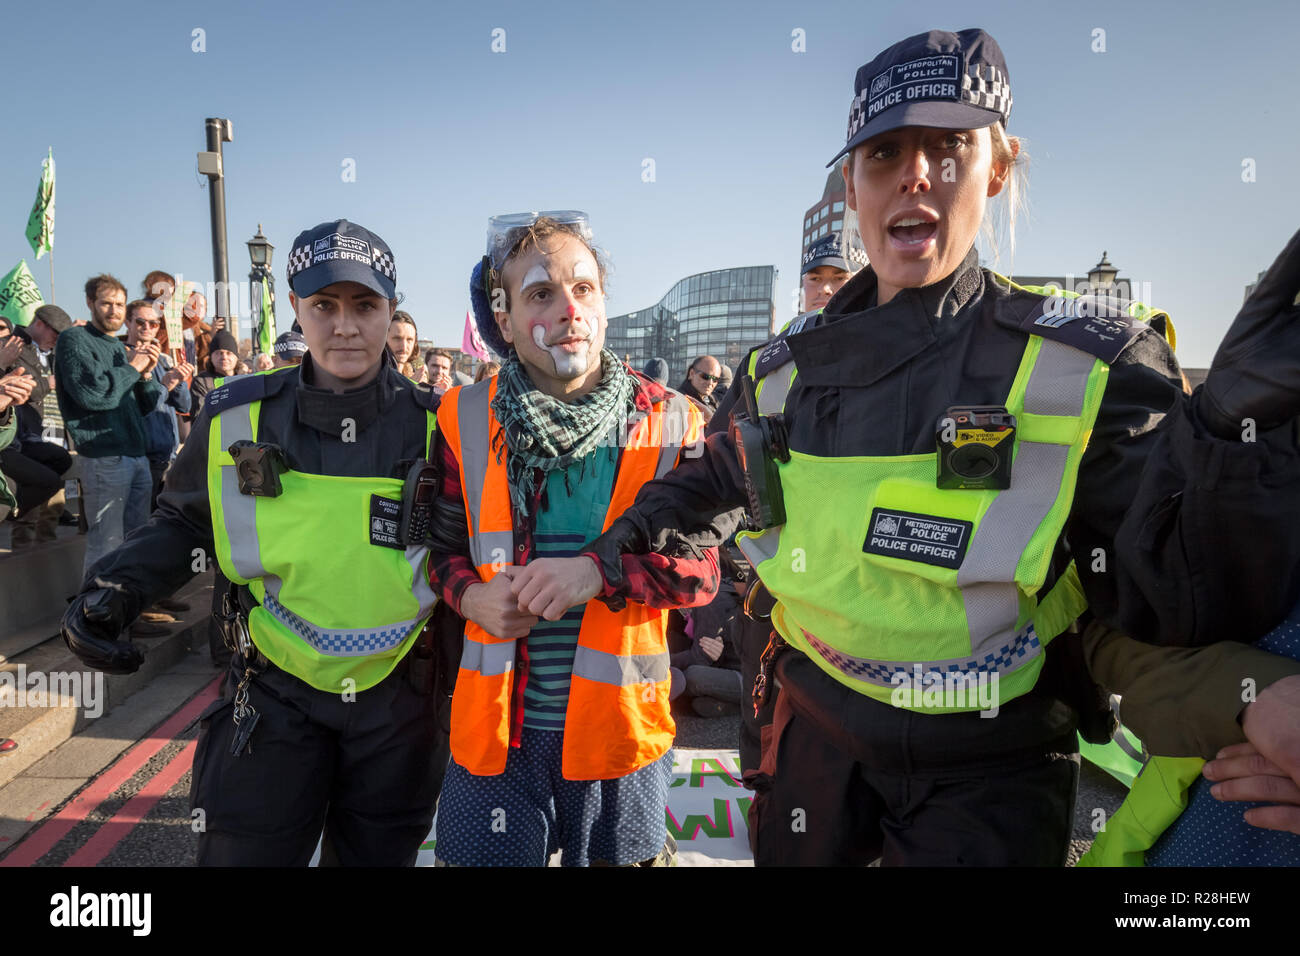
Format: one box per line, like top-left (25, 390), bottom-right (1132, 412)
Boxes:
top-left (285, 219), bottom-right (397, 300)
top-left (802, 230), bottom-right (869, 275)
top-left (828, 28), bottom-right (1013, 167)
top-left (273, 331), bottom-right (308, 358)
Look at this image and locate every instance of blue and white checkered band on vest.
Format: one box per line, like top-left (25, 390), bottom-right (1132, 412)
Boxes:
top-left (846, 55), bottom-right (1013, 142)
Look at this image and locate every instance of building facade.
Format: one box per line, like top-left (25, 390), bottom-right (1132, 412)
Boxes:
top-left (607, 265), bottom-right (778, 381)
top-left (802, 168), bottom-right (847, 256)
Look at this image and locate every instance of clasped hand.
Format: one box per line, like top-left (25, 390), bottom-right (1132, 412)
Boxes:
top-left (460, 557), bottom-right (604, 639)
top-left (1202, 673), bottom-right (1300, 834)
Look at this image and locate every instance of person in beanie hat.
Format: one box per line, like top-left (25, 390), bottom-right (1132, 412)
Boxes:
top-left (60, 219), bottom-right (458, 866)
top-left (188, 328), bottom-right (242, 408)
top-left (641, 356), bottom-right (669, 385)
top-left (552, 27), bottom-right (1300, 865)
top-left (430, 212), bottom-right (713, 866)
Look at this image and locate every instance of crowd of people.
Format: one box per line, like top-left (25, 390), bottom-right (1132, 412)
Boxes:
top-left (14, 25), bottom-right (1300, 869)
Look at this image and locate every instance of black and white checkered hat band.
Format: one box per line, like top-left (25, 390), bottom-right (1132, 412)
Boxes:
top-left (286, 241), bottom-right (397, 284)
top-left (846, 245), bottom-right (870, 267)
top-left (960, 63), bottom-right (1012, 119)
top-left (846, 62), bottom-right (1012, 143)
top-left (372, 249), bottom-right (395, 279)
top-left (286, 242), bottom-right (313, 279)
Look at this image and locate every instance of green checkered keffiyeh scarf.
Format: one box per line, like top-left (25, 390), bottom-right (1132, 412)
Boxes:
top-left (491, 348), bottom-right (637, 516)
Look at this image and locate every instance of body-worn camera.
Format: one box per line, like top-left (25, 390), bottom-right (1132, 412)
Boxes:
top-left (229, 441), bottom-right (290, 497)
top-left (935, 405), bottom-right (1016, 490)
top-left (730, 373), bottom-right (790, 528)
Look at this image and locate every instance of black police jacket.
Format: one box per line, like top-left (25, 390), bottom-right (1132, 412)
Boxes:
top-left (592, 248), bottom-right (1300, 656)
top-left (84, 349), bottom-right (440, 622)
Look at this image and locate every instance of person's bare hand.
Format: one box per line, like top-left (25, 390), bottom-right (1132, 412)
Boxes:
top-left (1203, 741), bottom-right (1300, 834)
top-left (210, 316), bottom-right (226, 333)
top-left (1204, 672), bottom-right (1300, 833)
top-left (0, 369), bottom-right (35, 411)
top-left (460, 565), bottom-right (538, 639)
top-left (435, 370), bottom-right (454, 391)
top-left (0, 335), bottom-right (24, 369)
top-left (509, 556), bottom-right (604, 621)
top-left (128, 342), bottom-right (160, 374)
top-left (699, 635), bottom-right (724, 662)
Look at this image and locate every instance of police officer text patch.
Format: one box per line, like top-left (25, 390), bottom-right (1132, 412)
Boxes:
top-left (863, 508), bottom-right (971, 570)
top-left (369, 495), bottom-right (403, 549)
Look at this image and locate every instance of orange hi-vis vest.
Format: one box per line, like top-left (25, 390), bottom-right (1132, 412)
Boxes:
top-left (437, 374), bottom-right (705, 780)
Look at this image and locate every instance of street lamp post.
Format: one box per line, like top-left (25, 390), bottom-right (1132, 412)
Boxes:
top-left (197, 118), bottom-right (234, 333)
top-left (247, 225), bottom-right (275, 354)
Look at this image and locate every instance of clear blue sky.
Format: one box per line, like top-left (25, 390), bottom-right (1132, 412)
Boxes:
top-left (2, 0), bottom-right (1296, 367)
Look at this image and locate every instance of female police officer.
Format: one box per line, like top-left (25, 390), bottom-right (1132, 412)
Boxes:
top-left (60, 219), bottom-right (452, 866)
top-left (524, 28), bottom-right (1300, 865)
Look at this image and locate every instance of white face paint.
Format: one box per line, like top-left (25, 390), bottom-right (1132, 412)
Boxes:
top-left (571, 259), bottom-right (597, 282)
top-left (533, 324), bottom-right (591, 378)
top-left (520, 263), bottom-right (550, 292)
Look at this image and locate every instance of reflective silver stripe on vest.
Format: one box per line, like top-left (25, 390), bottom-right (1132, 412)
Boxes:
top-left (216, 401), bottom-right (438, 657)
top-left (655, 395), bottom-right (694, 478)
top-left (572, 646), bottom-right (670, 686)
top-left (954, 338), bottom-right (1096, 660)
top-left (460, 635), bottom-right (516, 676)
top-left (800, 621), bottom-right (1040, 689)
top-left (456, 380), bottom-right (497, 568)
top-left (736, 527), bottom-right (781, 567)
top-left (756, 361), bottom-right (795, 417)
top-left (217, 404), bottom-right (267, 582)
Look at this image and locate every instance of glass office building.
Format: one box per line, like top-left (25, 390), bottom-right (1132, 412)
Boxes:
top-left (607, 265), bottom-right (777, 382)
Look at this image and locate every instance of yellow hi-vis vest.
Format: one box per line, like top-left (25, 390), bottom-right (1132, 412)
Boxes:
top-left (735, 322), bottom-right (1106, 713)
top-left (206, 375), bottom-right (440, 693)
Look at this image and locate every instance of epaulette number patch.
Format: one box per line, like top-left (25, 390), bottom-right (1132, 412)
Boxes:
top-left (1019, 295), bottom-right (1147, 364)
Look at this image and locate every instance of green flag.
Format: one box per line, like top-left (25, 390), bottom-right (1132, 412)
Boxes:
top-left (257, 276), bottom-right (276, 354)
top-left (25, 148), bottom-right (55, 260)
top-left (0, 260), bottom-right (44, 327)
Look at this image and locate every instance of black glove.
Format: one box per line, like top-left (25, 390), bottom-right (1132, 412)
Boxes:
top-left (62, 588), bottom-right (145, 675)
top-left (1197, 227), bottom-right (1300, 437)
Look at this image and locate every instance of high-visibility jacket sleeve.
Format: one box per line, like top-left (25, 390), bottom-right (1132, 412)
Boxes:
top-left (1083, 617), bottom-right (1300, 759)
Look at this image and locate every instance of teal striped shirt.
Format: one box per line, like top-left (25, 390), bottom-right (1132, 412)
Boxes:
top-left (522, 444), bottom-right (618, 731)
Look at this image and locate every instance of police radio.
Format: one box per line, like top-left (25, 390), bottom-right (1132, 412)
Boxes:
top-left (398, 459), bottom-right (440, 546)
top-left (730, 372), bottom-right (790, 529)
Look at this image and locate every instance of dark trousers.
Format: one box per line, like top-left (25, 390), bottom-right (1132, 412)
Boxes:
top-left (190, 651), bottom-right (451, 866)
top-left (0, 441), bottom-right (71, 514)
top-left (736, 616), bottom-right (775, 775)
top-left (748, 651), bottom-right (1080, 866)
top-left (148, 457), bottom-right (169, 513)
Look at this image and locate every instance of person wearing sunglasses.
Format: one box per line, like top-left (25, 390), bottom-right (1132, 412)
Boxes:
top-left (679, 355), bottom-right (723, 415)
top-left (124, 300), bottom-right (194, 511)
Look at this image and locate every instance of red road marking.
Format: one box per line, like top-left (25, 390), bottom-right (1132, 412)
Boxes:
top-left (24, 801), bottom-right (50, 822)
top-left (0, 675), bottom-right (221, 867)
top-left (64, 740), bottom-right (198, 867)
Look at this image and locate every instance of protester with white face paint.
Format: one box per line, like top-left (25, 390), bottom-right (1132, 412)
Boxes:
top-left (426, 213), bottom-right (713, 866)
